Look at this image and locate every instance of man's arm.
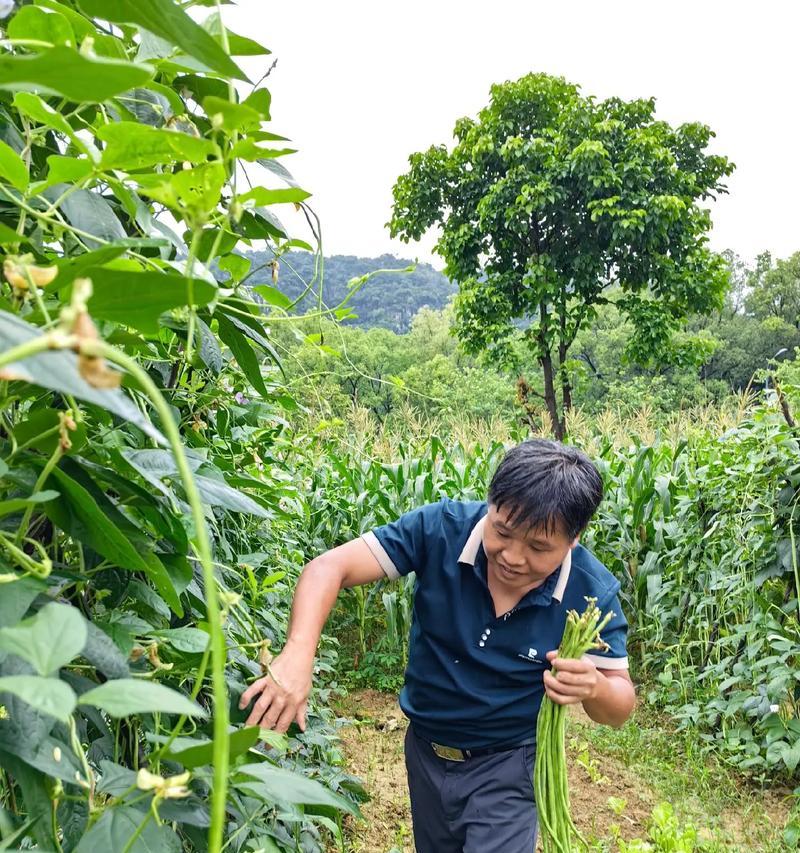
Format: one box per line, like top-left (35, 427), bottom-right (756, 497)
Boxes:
top-left (543, 651), bottom-right (635, 727)
top-left (239, 538), bottom-right (385, 732)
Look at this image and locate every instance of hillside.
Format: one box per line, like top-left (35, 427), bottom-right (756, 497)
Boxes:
top-left (244, 250), bottom-right (457, 332)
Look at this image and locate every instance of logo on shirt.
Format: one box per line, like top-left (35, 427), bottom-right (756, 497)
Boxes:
top-left (518, 647), bottom-right (542, 663)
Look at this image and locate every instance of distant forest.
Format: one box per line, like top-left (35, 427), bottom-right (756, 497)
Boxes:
top-left (244, 251), bottom-right (456, 333)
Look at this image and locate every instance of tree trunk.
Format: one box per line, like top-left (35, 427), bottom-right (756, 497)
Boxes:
top-left (540, 350), bottom-right (565, 440)
top-left (558, 339), bottom-right (572, 414)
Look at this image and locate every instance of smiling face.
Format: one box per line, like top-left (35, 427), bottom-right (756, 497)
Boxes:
top-left (483, 503), bottom-right (576, 595)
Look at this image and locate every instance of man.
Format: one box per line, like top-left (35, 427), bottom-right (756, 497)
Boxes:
top-left (240, 439), bottom-right (635, 852)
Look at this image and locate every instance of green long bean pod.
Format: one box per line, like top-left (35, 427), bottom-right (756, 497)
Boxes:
top-left (534, 598), bottom-right (614, 852)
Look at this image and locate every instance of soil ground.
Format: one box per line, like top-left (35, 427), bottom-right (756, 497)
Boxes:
top-left (333, 690), bottom-right (792, 853)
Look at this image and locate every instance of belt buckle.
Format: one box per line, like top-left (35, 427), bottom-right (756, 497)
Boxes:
top-left (431, 742), bottom-right (466, 762)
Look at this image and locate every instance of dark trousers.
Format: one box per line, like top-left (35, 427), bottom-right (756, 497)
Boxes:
top-left (404, 726), bottom-right (538, 853)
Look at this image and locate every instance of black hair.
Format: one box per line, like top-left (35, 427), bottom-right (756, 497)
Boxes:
top-left (487, 438), bottom-right (603, 539)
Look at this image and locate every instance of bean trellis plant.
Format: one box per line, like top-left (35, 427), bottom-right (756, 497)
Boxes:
top-left (0, 2), bottom-right (364, 851)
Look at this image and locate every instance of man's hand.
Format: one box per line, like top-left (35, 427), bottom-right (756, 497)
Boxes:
top-left (239, 648), bottom-right (313, 733)
top-left (542, 651), bottom-right (600, 705)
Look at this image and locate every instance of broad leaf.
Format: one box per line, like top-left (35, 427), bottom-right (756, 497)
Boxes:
top-left (0, 675), bottom-right (77, 722)
top-left (78, 0), bottom-right (245, 81)
top-left (0, 602), bottom-right (87, 677)
top-left (239, 187), bottom-right (311, 206)
top-left (0, 311), bottom-right (164, 444)
top-left (74, 806), bottom-right (182, 853)
top-left (83, 267), bottom-right (218, 335)
top-left (0, 139), bottom-right (28, 192)
top-left (7, 6), bottom-right (75, 47)
top-left (0, 575), bottom-right (46, 628)
top-left (79, 679), bottom-right (207, 718)
top-left (44, 465), bottom-right (182, 613)
top-left (58, 188), bottom-right (127, 249)
top-left (194, 474), bottom-right (270, 518)
top-left (161, 726), bottom-right (259, 768)
top-left (0, 490), bottom-right (60, 520)
top-left (0, 46), bottom-right (153, 102)
top-left (237, 762), bottom-right (360, 816)
top-left (217, 311), bottom-right (269, 396)
top-left (98, 122), bottom-right (216, 171)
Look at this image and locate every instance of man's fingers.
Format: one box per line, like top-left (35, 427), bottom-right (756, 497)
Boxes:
top-left (262, 697), bottom-right (287, 730)
top-left (295, 701), bottom-right (307, 732)
top-left (246, 691), bottom-right (275, 727)
top-left (240, 676), bottom-right (270, 709)
top-left (275, 704), bottom-right (296, 734)
top-left (551, 656), bottom-right (592, 673)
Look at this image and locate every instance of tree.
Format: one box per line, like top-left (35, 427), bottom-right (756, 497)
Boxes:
top-left (746, 251), bottom-right (800, 329)
top-left (389, 73), bottom-right (734, 438)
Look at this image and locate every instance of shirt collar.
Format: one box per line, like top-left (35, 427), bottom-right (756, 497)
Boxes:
top-left (456, 515), bottom-right (573, 604)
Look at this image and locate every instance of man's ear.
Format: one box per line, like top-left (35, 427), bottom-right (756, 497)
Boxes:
top-left (570, 536), bottom-right (580, 549)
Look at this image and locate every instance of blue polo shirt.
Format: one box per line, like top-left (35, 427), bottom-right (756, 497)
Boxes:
top-left (361, 498), bottom-right (628, 749)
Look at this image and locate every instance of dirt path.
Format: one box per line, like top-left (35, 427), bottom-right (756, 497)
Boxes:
top-left (334, 690), bottom-right (790, 853)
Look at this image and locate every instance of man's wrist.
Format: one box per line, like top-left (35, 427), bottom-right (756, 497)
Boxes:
top-left (283, 636), bottom-right (316, 664)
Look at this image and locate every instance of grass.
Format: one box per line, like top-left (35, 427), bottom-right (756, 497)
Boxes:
top-left (570, 700), bottom-right (798, 851)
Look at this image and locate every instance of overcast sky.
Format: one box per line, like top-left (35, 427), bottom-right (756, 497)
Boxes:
top-left (224, 0), bottom-right (799, 270)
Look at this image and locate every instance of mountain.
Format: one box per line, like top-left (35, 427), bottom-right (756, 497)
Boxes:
top-left (244, 251), bottom-right (457, 333)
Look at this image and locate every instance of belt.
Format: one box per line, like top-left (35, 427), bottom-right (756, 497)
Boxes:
top-left (428, 738), bottom-right (533, 762)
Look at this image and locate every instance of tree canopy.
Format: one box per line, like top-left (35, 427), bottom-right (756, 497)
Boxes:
top-left (389, 72), bottom-right (735, 437)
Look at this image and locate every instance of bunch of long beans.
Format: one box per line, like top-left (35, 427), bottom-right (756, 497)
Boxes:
top-left (534, 598), bottom-right (614, 852)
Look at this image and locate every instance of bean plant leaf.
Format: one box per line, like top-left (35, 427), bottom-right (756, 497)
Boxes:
top-left (0, 311), bottom-right (161, 444)
top-left (0, 602), bottom-right (88, 677)
top-left (216, 312), bottom-right (269, 396)
top-left (194, 474), bottom-right (270, 518)
top-left (0, 47), bottom-right (154, 102)
top-left (82, 267), bottom-right (218, 335)
top-left (74, 805), bottom-right (182, 853)
top-left (0, 576), bottom-right (46, 628)
top-left (78, 0), bottom-right (246, 81)
top-left (79, 679), bottom-right (207, 718)
top-left (7, 6), bottom-right (76, 46)
top-left (0, 139), bottom-right (28, 192)
top-left (237, 762), bottom-right (360, 816)
top-left (44, 465), bottom-right (182, 613)
top-left (0, 675), bottom-right (77, 722)
top-left (98, 122), bottom-right (216, 171)
top-left (161, 726), bottom-right (260, 768)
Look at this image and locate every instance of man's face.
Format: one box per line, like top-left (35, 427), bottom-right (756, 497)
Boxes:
top-left (483, 503), bottom-right (576, 593)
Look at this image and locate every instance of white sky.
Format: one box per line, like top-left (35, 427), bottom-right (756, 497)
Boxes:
top-left (224, 0), bottom-right (800, 270)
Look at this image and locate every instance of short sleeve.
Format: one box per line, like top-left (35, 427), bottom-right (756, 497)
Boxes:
top-left (361, 503), bottom-right (443, 579)
top-left (584, 592), bottom-right (629, 671)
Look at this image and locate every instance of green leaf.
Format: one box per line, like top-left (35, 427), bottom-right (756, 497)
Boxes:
top-left (98, 122), bottom-right (216, 171)
top-left (78, 0), bottom-right (246, 81)
top-left (239, 186), bottom-right (311, 206)
top-left (153, 627), bottom-right (209, 654)
top-left (0, 602), bottom-right (87, 677)
top-left (237, 762), bottom-right (360, 816)
top-left (162, 726), bottom-right (259, 768)
top-left (0, 490), bottom-right (60, 519)
top-left (0, 675), bottom-right (77, 722)
top-left (82, 267), bottom-right (217, 335)
top-left (218, 253), bottom-right (251, 282)
top-left (0, 221), bottom-right (24, 246)
top-left (196, 316), bottom-right (222, 374)
top-left (0, 752), bottom-right (58, 849)
top-left (45, 463), bottom-right (182, 614)
top-left (216, 312), bottom-right (269, 397)
top-left (0, 575), bottom-right (45, 629)
top-left (37, 154), bottom-right (94, 192)
top-left (135, 162), bottom-right (225, 218)
top-left (0, 46), bottom-right (153, 102)
top-left (7, 6), bottom-right (75, 47)
top-left (57, 188), bottom-right (127, 249)
top-left (202, 95), bottom-right (261, 133)
top-left (81, 622), bottom-right (130, 680)
top-left (74, 806), bottom-right (182, 853)
top-left (194, 474), bottom-right (270, 518)
top-left (0, 311), bottom-right (160, 444)
top-left (13, 407), bottom-right (86, 455)
top-left (204, 13), bottom-right (271, 57)
top-left (252, 284), bottom-right (291, 310)
top-left (79, 679), bottom-right (207, 718)
top-left (0, 139), bottom-right (28, 192)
